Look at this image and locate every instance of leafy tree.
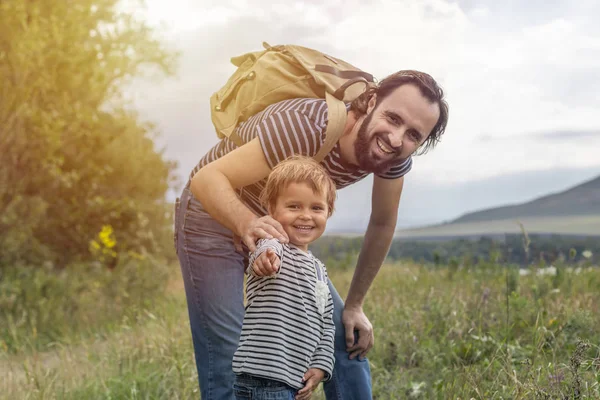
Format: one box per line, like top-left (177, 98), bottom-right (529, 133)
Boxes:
top-left (0, 0), bottom-right (178, 267)
top-left (312, 234), bottom-right (599, 269)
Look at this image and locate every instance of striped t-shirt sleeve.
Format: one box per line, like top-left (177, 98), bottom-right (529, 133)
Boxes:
top-left (247, 239), bottom-right (284, 277)
top-left (256, 110), bottom-right (326, 168)
top-left (376, 156), bottom-right (413, 179)
top-left (309, 264), bottom-right (335, 380)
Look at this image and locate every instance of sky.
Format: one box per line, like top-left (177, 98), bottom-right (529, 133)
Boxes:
top-left (124, 0), bottom-right (600, 231)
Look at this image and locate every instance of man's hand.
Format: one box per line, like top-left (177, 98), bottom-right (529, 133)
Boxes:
top-left (239, 215), bottom-right (288, 252)
top-left (251, 248), bottom-right (280, 276)
top-left (296, 368), bottom-right (325, 400)
top-left (343, 306), bottom-right (374, 360)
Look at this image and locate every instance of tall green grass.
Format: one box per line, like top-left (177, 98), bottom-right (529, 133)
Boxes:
top-left (0, 253), bottom-right (171, 354)
top-left (366, 263), bottom-right (600, 398)
top-left (2, 262), bottom-right (600, 399)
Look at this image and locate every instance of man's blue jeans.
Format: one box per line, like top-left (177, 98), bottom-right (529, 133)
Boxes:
top-left (174, 187), bottom-right (372, 400)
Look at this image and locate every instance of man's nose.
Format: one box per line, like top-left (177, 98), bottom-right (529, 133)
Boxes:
top-left (389, 129), bottom-right (405, 149)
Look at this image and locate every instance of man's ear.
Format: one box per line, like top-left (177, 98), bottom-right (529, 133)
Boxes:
top-left (367, 93), bottom-right (377, 114)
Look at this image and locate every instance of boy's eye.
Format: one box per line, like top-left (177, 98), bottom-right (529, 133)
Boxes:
top-left (312, 206), bottom-right (324, 211)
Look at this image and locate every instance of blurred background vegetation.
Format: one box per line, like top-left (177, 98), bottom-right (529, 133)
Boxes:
top-left (1, 0), bottom-right (179, 354)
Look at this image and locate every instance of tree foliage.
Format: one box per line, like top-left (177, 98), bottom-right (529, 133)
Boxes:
top-left (311, 234), bottom-right (600, 268)
top-left (0, 0), bottom-right (178, 267)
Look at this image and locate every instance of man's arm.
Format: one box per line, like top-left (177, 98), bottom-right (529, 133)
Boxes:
top-left (344, 175), bottom-right (404, 358)
top-left (190, 137), bottom-right (288, 251)
top-left (346, 175), bottom-right (403, 306)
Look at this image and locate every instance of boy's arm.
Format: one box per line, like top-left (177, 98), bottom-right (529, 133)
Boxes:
top-left (247, 238), bottom-right (284, 277)
top-left (308, 269), bottom-right (335, 380)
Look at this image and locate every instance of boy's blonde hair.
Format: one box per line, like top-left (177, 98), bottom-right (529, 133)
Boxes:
top-left (260, 155), bottom-right (336, 216)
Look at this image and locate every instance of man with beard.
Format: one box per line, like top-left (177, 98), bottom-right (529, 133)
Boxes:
top-left (174, 70), bottom-right (449, 400)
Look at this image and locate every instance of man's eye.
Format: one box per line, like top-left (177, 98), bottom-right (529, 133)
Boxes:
top-left (387, 114), bottom-right (400, 125)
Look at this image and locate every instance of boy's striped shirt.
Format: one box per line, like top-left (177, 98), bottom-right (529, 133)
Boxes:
top-left (232, 239), bottom-right (335, 389)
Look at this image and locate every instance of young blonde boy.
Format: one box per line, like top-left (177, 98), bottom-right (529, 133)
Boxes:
top-left (232, 156), bottom-right (337, 400)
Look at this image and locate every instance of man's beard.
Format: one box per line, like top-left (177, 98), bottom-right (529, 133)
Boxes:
top-left (354, 111), bottom-right (401, 174)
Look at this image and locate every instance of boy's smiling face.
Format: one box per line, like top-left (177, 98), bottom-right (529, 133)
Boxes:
top-left (269, 181), bottom-right (329, 251)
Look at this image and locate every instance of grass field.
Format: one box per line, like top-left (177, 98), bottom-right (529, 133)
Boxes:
top-left (2, 262), bottom-right (600, 399)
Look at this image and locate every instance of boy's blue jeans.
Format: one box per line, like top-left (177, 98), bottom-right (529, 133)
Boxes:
top-left (174, 187), bottom-right (372, 400)
top-left (233, 374), bottom-right (297, 400)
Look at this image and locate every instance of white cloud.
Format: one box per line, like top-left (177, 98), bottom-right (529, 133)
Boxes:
top-left (139, 0), bottom-right (339, 35)
top-left (469, 6), bottom-right (490, 18)
top-left (128, 0), bottom-right (600, 222)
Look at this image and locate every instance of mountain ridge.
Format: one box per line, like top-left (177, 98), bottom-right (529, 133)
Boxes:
top-left (451, 174), bottom-right (600, 224)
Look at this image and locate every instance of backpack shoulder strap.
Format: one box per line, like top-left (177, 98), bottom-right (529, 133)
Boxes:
top-left (313, 92), bottom-right (348, 163)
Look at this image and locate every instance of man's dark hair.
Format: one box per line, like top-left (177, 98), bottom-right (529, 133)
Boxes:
top-left (349, 70), bottom-right (449, 154)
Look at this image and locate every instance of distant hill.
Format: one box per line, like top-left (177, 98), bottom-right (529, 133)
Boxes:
top-left (393, 215), bottom-right (600, 239)
top-left (394, 173), bottom-right (600, 239)
top-left (452, 174), bottom-right (600, 223)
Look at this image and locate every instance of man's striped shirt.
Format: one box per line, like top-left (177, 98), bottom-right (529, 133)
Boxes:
top-left (188, 98), bottom-right (413, 216)
top-left (232, 239), bottom-right (335, 389)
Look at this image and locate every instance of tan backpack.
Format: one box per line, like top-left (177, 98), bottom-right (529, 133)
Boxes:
top-left (210, 42), bottom-right (374, 162)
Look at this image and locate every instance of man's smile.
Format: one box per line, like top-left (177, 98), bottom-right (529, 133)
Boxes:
top-left (376, 137), bottom-right (395, 154)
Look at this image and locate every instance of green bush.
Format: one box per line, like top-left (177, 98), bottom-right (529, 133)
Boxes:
top-left (0, 0), bottom-right (178, 267)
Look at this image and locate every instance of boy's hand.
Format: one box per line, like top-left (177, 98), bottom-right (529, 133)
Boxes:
top-left (251, 248), bottom-right (280, 276)
top-left (296, 368), bottom-right (325, 400)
